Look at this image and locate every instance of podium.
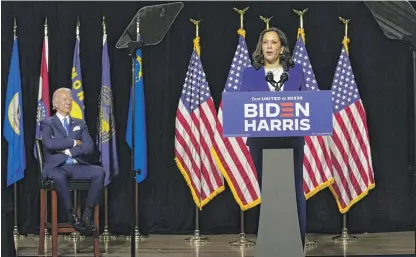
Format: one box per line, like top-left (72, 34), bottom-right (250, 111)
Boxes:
top-left (221, 90), bottom-right (333, 257)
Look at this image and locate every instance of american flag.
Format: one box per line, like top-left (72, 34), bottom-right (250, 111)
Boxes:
top-left (293, 36), bottom-right (334, 199)
top-left (212, 31), bottom-right (261, 211)
top-left (328, 44), bottom-right (375, 213)
top-left (174, 42), bottom-right (224, 209)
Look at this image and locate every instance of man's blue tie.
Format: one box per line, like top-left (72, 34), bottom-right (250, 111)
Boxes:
top-left (63, 117), bottom-right (74, 164)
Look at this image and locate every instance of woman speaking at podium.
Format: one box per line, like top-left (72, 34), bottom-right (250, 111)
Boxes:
top-left (240, 27), bottom-right (306, 247)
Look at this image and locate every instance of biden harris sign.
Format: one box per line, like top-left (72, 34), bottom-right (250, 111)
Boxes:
top-left (221, 91), bottom-right (333, 137)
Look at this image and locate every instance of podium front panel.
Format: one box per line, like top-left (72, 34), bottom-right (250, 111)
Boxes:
top-left (222, 90), bottom-right (333, 138)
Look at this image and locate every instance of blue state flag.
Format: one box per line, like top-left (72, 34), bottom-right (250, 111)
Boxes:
top-left (70, 38), bottom-right (85, 120)
top-left (3, 38), bottom-right (26, 186)
top-left (126, 48), bottom-right (147, 183)
top-left (98, 34), bottom-right (119, 186)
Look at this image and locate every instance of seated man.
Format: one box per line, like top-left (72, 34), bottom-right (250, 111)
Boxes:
top-left (40, 87), bottom-right (105, 235)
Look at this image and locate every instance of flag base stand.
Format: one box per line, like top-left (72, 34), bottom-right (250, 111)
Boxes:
top-left (100, 189), bottom-right (118, 241)
top-left (185, 229), bottom-right (209, 243)
top-left (44, 229), bottom-right (51, 239)
top-left (185, 207), bottom-right (209, 243)
top-left (125, 226), bottom-right (147, 241)
top-left (13, 226), bottom-right (25, 239)
top-left (69, 232), bottom-right (78, 240)
top-left (332, 228), bottom-right (357, 243)
top-left (229, 211), bottom-right (255, 247)
top-left (100, 227), bottom-right (117, 241)
top-left (65, 232), bottom-right (85, 241)
top-left (134, 226), bottom-right (148, 239)
top-left (332, 214), bottom-right (357, 243)
top-left (34, 229), bottom-right (51, 240)
top-left (305, 238), bottom-right (318, 248)
top-left (229, 233), bottom-right (255, 247)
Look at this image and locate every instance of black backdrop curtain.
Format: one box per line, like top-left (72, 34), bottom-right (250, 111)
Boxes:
top-left (1, 1), bottom-right (414, 235)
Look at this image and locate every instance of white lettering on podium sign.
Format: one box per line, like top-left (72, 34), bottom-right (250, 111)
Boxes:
top-left (243, 102), bottom-right (311, 132)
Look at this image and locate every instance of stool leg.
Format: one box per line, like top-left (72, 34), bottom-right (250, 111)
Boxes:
top-left (71, 190), bottom-right (79, 240)
top-left (45, 191), bottom-right (50, 238)
top-left (94, 204), bottom-right (100, 257)
top-left (51, 191), bottom-right (58, 257)
top-left (38, 189), bottom-right (46, 254)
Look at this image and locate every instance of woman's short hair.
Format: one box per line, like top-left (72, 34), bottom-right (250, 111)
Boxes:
top-left (252, 27), bottom-right (295, 71)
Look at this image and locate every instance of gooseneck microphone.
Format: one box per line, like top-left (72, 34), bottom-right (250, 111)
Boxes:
top-left (278, 72), bottom-right (289, 86)
top-left (265, 71), bottom-right (276, 85)
top-left (265, 71), bottom-right (289, 91)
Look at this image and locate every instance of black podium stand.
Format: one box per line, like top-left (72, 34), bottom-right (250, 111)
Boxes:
top-left (253, 137), bottom-right (304, 257)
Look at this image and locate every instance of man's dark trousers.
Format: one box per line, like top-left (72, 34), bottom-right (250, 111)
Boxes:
top-left (47, 164), bottom-right (105, 211)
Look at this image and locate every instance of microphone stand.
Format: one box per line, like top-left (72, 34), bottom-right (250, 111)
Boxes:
top-left (114, 5), bottom-right (184, 257)
top-left (267, 72), bottom-right (288, 91)
top-left (265, 78), bottom-right (281, 91)
top-left (274, 81), bottom-right (283, 91)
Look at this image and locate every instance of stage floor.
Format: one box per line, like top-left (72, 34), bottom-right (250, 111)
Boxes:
top-left (14, 231), bottom-right (414, 257)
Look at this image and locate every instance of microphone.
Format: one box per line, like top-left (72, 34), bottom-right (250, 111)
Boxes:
top-left (265, 72), bottom-right (280, 91)
top-left (277, 72), bottom-right (289, 87)
top-left (265, 71), bottom-right (274, 84)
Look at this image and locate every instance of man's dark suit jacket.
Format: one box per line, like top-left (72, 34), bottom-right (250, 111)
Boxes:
top-left (40, 114), bottom-right (94, 179)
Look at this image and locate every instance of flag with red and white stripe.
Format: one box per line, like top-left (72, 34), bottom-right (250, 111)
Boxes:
top-left (292, 33), bottom-right (334, 199)
top-left (34, 23), bottom-right (51, 156)
top-left (212, 30), bottom-right (261, 210)
top-left (174, 39), bottom-right (224, 209)
top-left (328, 40), bottom-right (375, 213)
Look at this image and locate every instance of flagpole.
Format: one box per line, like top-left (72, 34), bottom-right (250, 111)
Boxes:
top-left (33, 17), bottom-right (52, 241)
top-left (99, 16), bottom-right (117, 242)
top-left (68, 17), bottom-right (81, 241)
top-left (184, 19), bottom-right (209, 244)
top-left (331, 18), bottom-right (357, 244)
top-left (43, 17), bottom-right (51, 240)
top-left (227, 7), bottom-right (255, 248)
top-left (11, 19), bottom-right (24, 240)
top-left (13, 183), bottom-right (23, 239)
top-left (293, 7), bottom-right (318, 249)
top-left (185, 206), bottom-right (209, 243)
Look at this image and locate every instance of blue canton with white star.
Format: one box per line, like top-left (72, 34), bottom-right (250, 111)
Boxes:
top-left (181, 51), bottom-right (212, 113)
top-left (331, 47), bottom-right (360, 113)
top-left (293, 37), bottom-right (319, 91)
top-left (224, 36), bottom-right (251, 92)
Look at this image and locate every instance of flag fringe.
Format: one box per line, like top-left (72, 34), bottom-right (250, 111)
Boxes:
top-left (211, 147), bottom-right (261, 211)
top-left (174, 157), bottom-right (225, 210)
top-left (305, 177), bottom-right (335, 200)
top-left (329, 182), bottom-right (375, 214)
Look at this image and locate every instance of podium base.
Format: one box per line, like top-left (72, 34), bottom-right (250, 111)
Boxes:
top-left (255, 149), bottom-right (304, 257)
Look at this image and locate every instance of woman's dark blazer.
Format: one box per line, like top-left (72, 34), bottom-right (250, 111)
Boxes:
top-left (239, 63), bottom-right (307, 150)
